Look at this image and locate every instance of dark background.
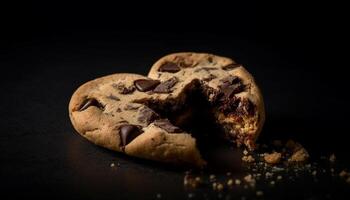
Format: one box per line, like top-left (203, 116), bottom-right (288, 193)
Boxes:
top-left (1, 1), bottom-right (349, 199)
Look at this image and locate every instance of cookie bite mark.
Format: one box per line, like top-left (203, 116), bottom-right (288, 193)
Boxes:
top-left (153, 119), bottom-right (182, 133)
top-left (134, 79), bottom-right (161, 92)
top-left (158, 62), bottom-right (181, 73)
top-left (236, 99), bottom-right (256, 116)
top-left (215, 97), bottom-right (258, 149)
top-left (222, 63), bottom-right (242, 71)
top-left (218, 97), bottom-right (256, 117)
top-left (217, 96), bottom-right (240, 115)
top-left (119, 124), bottom-right (144, 147)
top-left (78, 98), bottom-right (104, 111)
top-left (153, 77), bottom-right (178, 93)
top-left (112, 83), bottom-right (135, 94)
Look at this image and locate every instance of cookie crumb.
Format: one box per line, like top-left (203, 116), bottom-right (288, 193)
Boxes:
top-left (270, 181), bottom-right (276, 185)
top-left (339, 170), bottom-right (349, 177)
top-left (265, 172), bottom-right (273, 178)
top-left (226, 172), bottom-right (232, 176)
top-left (110, 163), bottom-right (115, 167)
top-left (188, 193), bottom-right (194, 198)
top-left (212, 182), bottom-right (217, 190)
top-left (346, 177), bottom-right (350, 184)
top-left (256, 191), bottom-right (264, 196)
top-left (235, 179), bottom-right (241, 185)
top-left (277, 175), bottom-right (283, 180)
top-left (227, 179), bottom-right (233, 186)
top-left (288, 147), bottom-right (309, 162)
top-left (242, 155), bottom-right (255, 163)
top-left (264, 152), bottom-right (282, 164)
top-left (216, 183), bottom-right (224, 191)
top-left (312, 170), bottom-right (317, 176)
top-left (243, 149), bottom-right (249, 155)
top-left (329, 154), bottom-right (336, 163)
top-left (183, 175), bottom-right (190, 186)
top-left (272, 166), bottom-right (284, 172)
top-left (243, 174), bottom-right (256, 187)
top-left (156, 193), bottom-right (162, 199)
top-left (184, 174), bottom-right (202, 188)
top-left (209, 174), bottom-right (216, 181)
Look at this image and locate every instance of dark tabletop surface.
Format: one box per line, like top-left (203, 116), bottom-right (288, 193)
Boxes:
top-left (1, 2), bottom-right (349, 199)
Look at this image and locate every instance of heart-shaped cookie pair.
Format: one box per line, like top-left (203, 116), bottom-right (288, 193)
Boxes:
top-left (69, 52), bottom-right (265, 167)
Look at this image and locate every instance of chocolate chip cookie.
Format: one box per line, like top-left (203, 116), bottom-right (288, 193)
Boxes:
top-left (68, 53), bottom-right (265, 167)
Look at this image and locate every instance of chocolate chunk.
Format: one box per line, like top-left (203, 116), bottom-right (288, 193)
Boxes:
top-left (218, 97), bottom-right (256, 116)
top-left (112, 83), bottom-right (135, 94)
top-left (218, 76), bottom-right (245, 98)
top-left (220, 84), bottom-right (245, 98)
top-left (208, 57), bottom-right (213, 63)
top-left (107, 94), bottom-right (120, 101)
top-left (153, 77), bottom-right (178, 93)
top-left (116, 108), bottom-right (122, 112)
top-left (138, 107), bottom-right (159, 125)
top-left (203, 74), bottom-right (217, 82)
top-left (222, 63), bottom-right (242, 71)
top-left (119, 124), bottom-right (143, 146)
top-left (78, 98), bottom-right (104, 111)
top-left (158, 62), bottom-right (181, 73)
top-left (153, 119), bottom-right (182, 133)
top-left (134, 79), bottom-right (161, 92)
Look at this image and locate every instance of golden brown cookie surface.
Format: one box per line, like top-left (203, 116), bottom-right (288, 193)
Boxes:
top-left (68, 53), bottom-right (265, 167)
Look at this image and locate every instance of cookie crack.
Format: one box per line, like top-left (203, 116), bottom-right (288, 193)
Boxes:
top-left (84, 127), bottom-right (100, 135)
top-left (154, 141), bottom-right (187, 149)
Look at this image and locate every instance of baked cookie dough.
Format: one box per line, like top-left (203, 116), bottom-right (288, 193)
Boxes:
top-left (68, 52), bottom-right (265, 167)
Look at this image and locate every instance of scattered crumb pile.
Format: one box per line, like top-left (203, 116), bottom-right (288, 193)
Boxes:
top-left (242, 139), bottom-right (309, 164)
top-left (181, 139), bottom-right (350, 198)
top-left (107, 139), bottom-right (349, 199)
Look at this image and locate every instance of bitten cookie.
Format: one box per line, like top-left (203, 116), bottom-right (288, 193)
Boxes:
top-left (68, 52), bottom-right (265, 167)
